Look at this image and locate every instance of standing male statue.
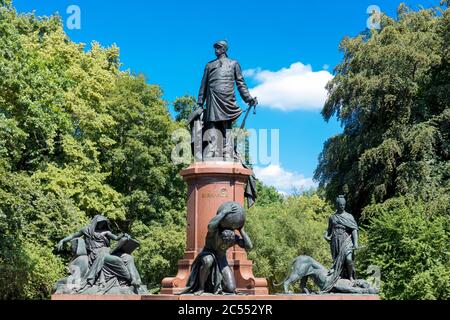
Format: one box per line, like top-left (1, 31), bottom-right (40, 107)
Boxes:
top-left (324, 195), bottom-right (359, 281)
top-left (196, 40), bottom-right (258, 160)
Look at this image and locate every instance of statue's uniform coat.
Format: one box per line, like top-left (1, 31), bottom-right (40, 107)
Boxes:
top-left (198, 57), bottom-right (253, 122)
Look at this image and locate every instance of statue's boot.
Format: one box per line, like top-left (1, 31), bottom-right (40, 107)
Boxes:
top-left (204, 126), bottom-right (223, 160)
top-left (223, 131), bottom-right (235, 162)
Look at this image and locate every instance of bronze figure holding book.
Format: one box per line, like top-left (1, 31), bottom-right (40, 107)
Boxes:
top-left (54, 215), bottom-right (147, 295)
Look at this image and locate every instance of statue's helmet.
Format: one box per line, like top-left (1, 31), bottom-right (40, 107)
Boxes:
top-left (213, 40), bottom-right (229, 52)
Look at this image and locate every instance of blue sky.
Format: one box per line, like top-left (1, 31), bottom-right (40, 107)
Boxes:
top-left (13, 0), bottom-right (439, 193)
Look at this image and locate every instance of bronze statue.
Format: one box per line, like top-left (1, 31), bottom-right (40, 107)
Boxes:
top-left (274, 195), bottom-right (379, 295)
top-left (275, 255), bottom-right (379, 294)
top-left (187, 41), bottom-right (259, 207)
top-left (181, 202), bottom-right (252, 295)
top-left (54, 215), bottom-right (147, 295)
top-left (193, 40), bottom-right (258, 161)
top-left (324, 195), bottom-right (358, 281)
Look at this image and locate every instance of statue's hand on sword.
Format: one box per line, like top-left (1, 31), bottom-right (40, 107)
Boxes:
top-left (249, 96), bottom-right (258, 108)
top-left (239, 97), bottom-right (258, 130)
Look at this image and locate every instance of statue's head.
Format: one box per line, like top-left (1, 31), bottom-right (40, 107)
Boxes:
top-left (214, 40), bottom-right (228, 57)
top-left (335, 195), bottom-right (346, 213)
top-left (92, 215), bottom-right (111, 232)
top-left (220, 229), bottom-right (236, 246)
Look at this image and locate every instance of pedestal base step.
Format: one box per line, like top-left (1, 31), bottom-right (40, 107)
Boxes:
top-left (143, 294), bottom-right (379, 300)
top-left (51, 294), bottom-right (142, 300)
top-left (52, 293), bottom-right (379, 301)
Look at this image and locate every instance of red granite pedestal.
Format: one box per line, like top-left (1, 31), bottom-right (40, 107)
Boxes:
top-left (160, 161), bottom-right (268, 295)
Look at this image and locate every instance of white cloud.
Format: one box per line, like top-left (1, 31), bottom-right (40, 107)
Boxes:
top-left (253, 164), bottom-right (317, 195)
top-left (244, 62), bottom-right (333, 111)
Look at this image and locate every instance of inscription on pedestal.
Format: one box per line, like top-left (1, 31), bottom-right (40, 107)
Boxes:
top-left (201, 188), bottom-right (229, 198)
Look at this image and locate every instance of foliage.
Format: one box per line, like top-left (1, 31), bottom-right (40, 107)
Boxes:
top-left (19, 242), bottom-right (66, 300)
top-left (0, 240), bottom-right (66, 300)
top-left (173, 95), bottom-right (197, 123)
top-left (0, 0), bottom-right (11, 8)
top-left (315, 4), bottom-right (450, 218)
top-left (0, 172), bottom-right (81, 299)
top-left (246, 193), bottom-right (333, 293)
top-left (2, 1), bottom-right (449, 301)
top-left (0, 5), bottom-right (186, 298)
top-left (358, 196), bottom-right (450, 300)
top-left (254, 180), bottom-right (284, 207)
top-left (315, 3), bottom-right (449, 299)
top-left (132, 220), bottom-right (186, 292)
top-left (102, 74), bottom-right (186, 230)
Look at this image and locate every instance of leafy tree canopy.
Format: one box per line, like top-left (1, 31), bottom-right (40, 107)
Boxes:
top-left (315, 3), bottom-right (449, 218)
top-left (246, 193), bottom-right (333, 293)
top-left (0, 5), bottom-right (186, 298)
top-left (315, 3), bottom-right (449, 299)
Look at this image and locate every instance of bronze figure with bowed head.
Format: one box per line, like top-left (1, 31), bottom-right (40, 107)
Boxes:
top-left (181, 201), bottom-right (252, 295)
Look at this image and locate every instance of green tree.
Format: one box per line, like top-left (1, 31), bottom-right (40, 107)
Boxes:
top-left (102, 74), bottom-right (186, 229)
top-left (173, 95), bottom-right (197, 123)
top-left (0, 4), bottom-right (186, 298)
top-left (246, 193), bottom-right (332, 293)
top-left (254, 180), bottom-right (283, 207)
top-left (359, 196), bottom-right (450, 300)
top-left (315, 4), bottom-right (449, 217)
top-left (0, 172), bottom-right (83, 299)
top-left (0, 0), bottom-right (11, 8)
top-left (315, 3), bottom-right (450, 299)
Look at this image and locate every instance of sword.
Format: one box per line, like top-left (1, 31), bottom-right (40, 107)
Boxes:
top-left (239, 97), bottom-right (258, 130)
